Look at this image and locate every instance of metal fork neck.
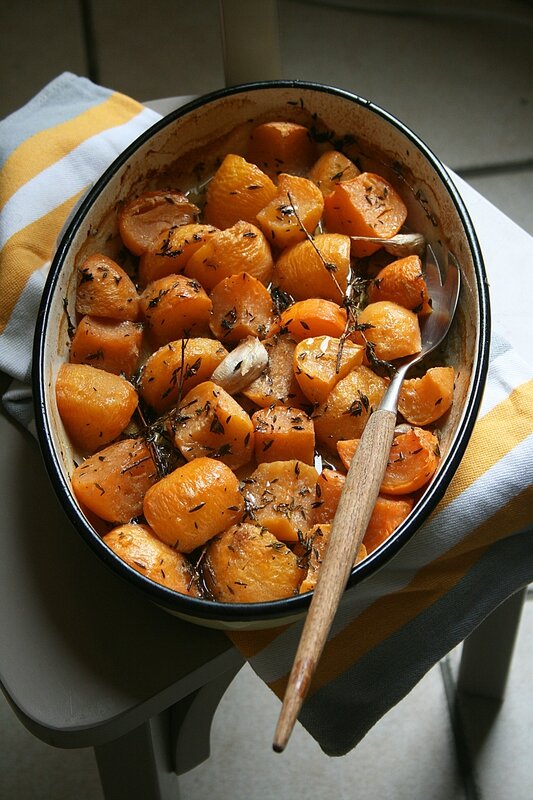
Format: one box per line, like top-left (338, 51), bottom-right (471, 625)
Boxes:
top-left (379, 362), bottom-right (411, 414)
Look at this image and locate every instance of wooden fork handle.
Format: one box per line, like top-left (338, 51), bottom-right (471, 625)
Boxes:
top-left (273, 407), bottom-right (397, 752)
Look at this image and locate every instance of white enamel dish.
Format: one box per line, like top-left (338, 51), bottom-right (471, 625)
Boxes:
top-left (33, 81), bottom-right (490, 630)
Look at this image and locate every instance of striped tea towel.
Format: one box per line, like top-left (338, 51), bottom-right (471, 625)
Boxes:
top-left (1, 73), bottom-right (532, 757)
top-left (0, 73), bottom-right (160, 430)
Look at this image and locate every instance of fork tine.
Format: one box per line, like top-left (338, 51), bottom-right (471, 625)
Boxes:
top-left (424, 243), bottom-right (443, 287)
top-left (445, 252), bottom-right (461, 316)
top-left (446, 250), bottom-right (461, 285)
top-left (420, 246), bottom-right (461, 350)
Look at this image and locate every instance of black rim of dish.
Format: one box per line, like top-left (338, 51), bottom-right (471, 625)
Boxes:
top-left (33, 80), bottom-right (491, 624)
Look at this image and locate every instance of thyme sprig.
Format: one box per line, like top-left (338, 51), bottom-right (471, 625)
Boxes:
top-left (284, 192), bottom-right (349, 372)
top-left (283, 193), bottom-right (395, 375)
top-left (285, 191), bottom-right (345, 304)
top-left (133, 337), bottom-right (204, 478)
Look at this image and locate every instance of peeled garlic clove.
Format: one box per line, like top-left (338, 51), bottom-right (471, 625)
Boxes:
top-left (211, 336), bottom-right (268, 394)
top-left (350, 232), bottom-right (425, 257)
top-left (383, 233), bottom-right (426, 257)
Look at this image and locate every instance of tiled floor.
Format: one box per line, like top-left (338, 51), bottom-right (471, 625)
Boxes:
top-left (1, 1), bottom-right (532, 798)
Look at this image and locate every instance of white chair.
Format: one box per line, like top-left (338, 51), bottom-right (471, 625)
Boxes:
top-left (0, 4), bottom-right (526, 798)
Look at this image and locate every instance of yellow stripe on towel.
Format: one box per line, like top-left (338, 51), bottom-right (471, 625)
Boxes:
top-left (439, 380), bottom-right (533, 506)
top-left (228, 624), bottom-right (291, 659)
top-left (0, 190), bottom-right (85, 334)
top-left (0, 93), bottom-right (144, 211)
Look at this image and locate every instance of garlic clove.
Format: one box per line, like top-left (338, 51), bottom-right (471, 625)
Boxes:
top-left (211, 336), bottom-right (268, 394)
top-left (350, 232), bottom-right (425, 257)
